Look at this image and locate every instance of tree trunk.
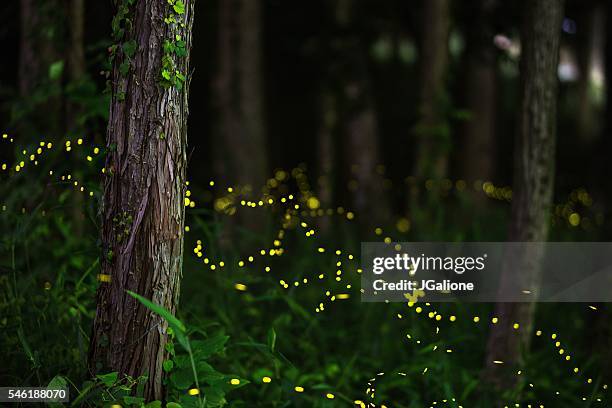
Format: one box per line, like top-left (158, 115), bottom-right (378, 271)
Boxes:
top-left (335, 0), bottom-right (391, 230)
top-left (575, 1), bottom-right (603, 143)
top-left (18, 0), bottom-right (63, 137)
top-left (461, 0), bottom-right (498, 185)
top-left (413, 0), bottom-right (450, 181)
top-left (316, 90), bottom-right (337, 233)
top-left (212, 0), bottom-right (267, 197)
top-left (483, 0), bottom-right (564, 394)
top-left (88, 0), bottom-right (194, 401)
top-left (66, 0), bottom-right (87, 237)
top-left (65, 0), bottom-right (85, 133)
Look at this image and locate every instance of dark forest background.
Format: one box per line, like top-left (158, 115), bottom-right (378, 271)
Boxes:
top-left (1, 0), bottom-right (612, 407)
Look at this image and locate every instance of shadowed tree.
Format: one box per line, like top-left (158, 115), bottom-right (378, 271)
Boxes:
top-left (212, 0), bottom-right (267, 198)
top-left (461, 0), bottom-right (499, 185)
top-left (412, 0), bottom-right (450, 182)
top-left (18, 0), bottom-right (64, 137)
top-left (335, 0), bottom-right (390, 230)
top-left (483, 0), bottom-right (564, 394)
top-left (88, 0), bottom-right (195, 400)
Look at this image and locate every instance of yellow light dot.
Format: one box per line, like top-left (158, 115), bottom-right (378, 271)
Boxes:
top-left (307, 196), bottom-right (320, 209)
top-left (513, 323), bottom-right (519, 329)
top-left (294, 386), bottom-right (304, 393)
top-left (326, 393), bottom-right (335, 399)
top-left (449, 315), bottom-right (456, 321)
top-left (491, 317), bottom-right (499, 324)
top-left (346, 211), bottom-right (354, 220)
top-left (234, 283), bottom-right (247, 291)
top-left (415, 307), bottom-right (422, 314)
top-left (569, 212), bottom-right (580, 226)
top-left (262, 376), bottom-right (272, 383)
top-left (188, 388), bottom-right (199, 395)
top-left (473, 316), bottom-right (480, 323)
top-left (230, 378), bottom-right (240, 385)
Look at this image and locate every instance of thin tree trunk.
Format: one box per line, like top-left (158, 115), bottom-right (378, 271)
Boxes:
top-left (316, 90), bottom-right (336, 232)
top-left (483, 0), bottom-right (564, 394)
top-left (18, 0), bottom-right (63, 137)
top-left (575, 1), bottom-right (603, 143)
top-left (212, 0), bottom-right (267, 197)
top-left (88, 0), bottom-right (194, 400)
top-left (336, 0), bottom-right (390, 230)
top-left (413, 0), bottom-right (450, 181)
top-left (66, 0), bottom-right (85, 132)
top-left (66, 0), bottom-right (86, 237)
top-left (461, 0), bottom-right (498, 185)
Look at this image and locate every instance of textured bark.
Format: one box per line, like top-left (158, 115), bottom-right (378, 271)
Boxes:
top-left (212, 0), bottom-right (267, 196)
top-left (413, 0), bottom-right (450, 181)
top-left (461, 0), bottom-right (498, 184)
top-left (88, 0), bottom-right (194, 401)
top-left (483, 0), bottom-right (563, 394)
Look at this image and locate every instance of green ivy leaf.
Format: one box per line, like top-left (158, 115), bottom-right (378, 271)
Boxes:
top-left (162, 70), bottom-right (171, 80)
top-left (173, 0), bottom-right (185, 14)
top-left (163, 359), bottom-right (174, 372)
top-left (123, 40), bottom-right (138, 58)
top-left (119, 61), bottom-right (130, 76)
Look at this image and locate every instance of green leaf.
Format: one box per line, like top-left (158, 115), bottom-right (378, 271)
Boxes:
top-left (163, 40), bottom-right (176, 54)
top-left (127, 291), bottom-right (186, 332)
top-left (123, 40), bottom-right (138, 57)
top-left (173, 1), bottom-right (185, 14)
top-left (166, 403), bottom-right (182, 408)
top-left (126, 290), bottom-right (190, 351)
top-left (191, 334), bottom-right (228, 359)
top-left (162, 70), bottom-right (171, 80)
top-left (145, 402), bottom-right (162, 408)
top-left (46, 375), bottom-right (67, 408)
top-left (267, 328), bottom-right (276, 352)
top-left (119, 61), bottom-right (130, 76)
top-left (96, 371), bottom-right (118, 387)
top-left (49, 60), bottom-right (64, 80)
top-left (123, 396), bottom-right (145, 405)
top-left (163, 359), bottom-right (174, 372)
top-left (170, 367), bottom-right (194, 389)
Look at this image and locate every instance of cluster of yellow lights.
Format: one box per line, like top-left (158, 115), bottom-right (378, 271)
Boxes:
top-left (0, 132), bottom-right (608, 406)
